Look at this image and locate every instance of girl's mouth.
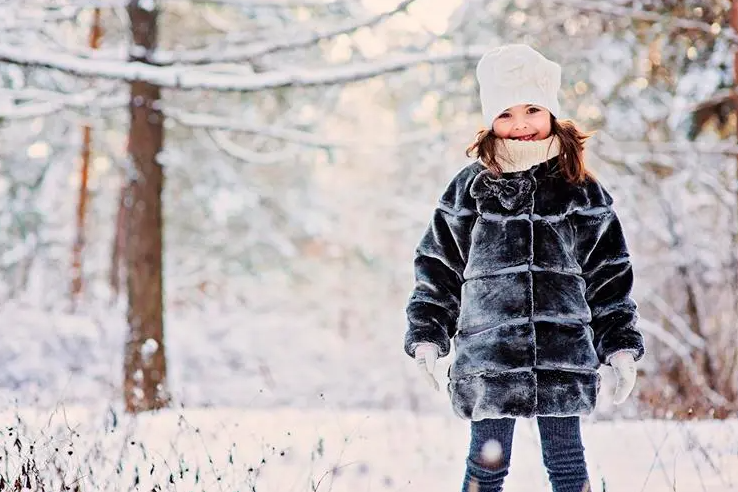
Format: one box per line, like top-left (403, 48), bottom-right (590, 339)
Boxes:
top-left (511, 134), bottom-right (537, 141)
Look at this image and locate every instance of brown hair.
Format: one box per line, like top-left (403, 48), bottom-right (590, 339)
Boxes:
top-left (465, 116), bottom-right (595, 184)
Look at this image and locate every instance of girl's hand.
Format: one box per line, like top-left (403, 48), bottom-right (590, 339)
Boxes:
top-left (610, 351), bottom-right (637, 404)
top-left (414, 343), bottom-right (440, 391)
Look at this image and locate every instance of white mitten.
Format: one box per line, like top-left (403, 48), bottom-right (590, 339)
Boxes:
top-left (414, 343), bottom-right (440, 391)
top-left (610, 351), bottom-right (637, 405)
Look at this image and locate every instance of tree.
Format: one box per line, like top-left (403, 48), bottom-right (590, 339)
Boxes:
top-left (0, 0), bottom-right (488, 412)
top-left (123, 0), bottom-right (169, 413)
top-left (70, 8), bottom-right (103, 310)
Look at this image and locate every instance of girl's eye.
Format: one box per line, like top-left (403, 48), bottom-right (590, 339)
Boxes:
top-left (498, 113), bottom-right (511, 119)
top-left (528, 107), bottom-right (540, 113)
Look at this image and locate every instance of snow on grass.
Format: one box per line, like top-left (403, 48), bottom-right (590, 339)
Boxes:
top-left (2, 406), bottom-right (738, 491)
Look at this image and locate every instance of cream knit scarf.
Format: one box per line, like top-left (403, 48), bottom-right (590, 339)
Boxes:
top-left (495, 135), bottom-right (561, 173)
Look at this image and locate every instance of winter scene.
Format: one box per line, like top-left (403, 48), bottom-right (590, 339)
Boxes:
top-left (0, 0), bottom-right (737, 491)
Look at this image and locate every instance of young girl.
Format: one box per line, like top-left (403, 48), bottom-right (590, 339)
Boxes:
top-left (403, 44), bottom-right (645, 492)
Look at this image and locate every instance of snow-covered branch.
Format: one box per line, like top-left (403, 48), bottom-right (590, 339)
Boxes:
top-left (592, 130), bottom-right (738, 162)
top-left (0, 43), bottom-right (488, 91)
top-left (637, 318), bottom-right (692, 359)
top-left (551, 0), bottom-right (738, 44)
top-left (45, 0), bottom-right (416, 65)
top-left (0, 88), bottom-right (127, 119)
top-left (1, 7), bottom-right (82, 30)
top-left (642, 290), bottom-right (706, 350)
top-left (20, 0), bottom-right (350, 7)
top-left (157, 0), bottom-right (415, 65)
top-left (205, 129), bottom-right (297, 164)
top-left (183, 0), bottom-right (354, 6)
top-left (593, 140), bottom-right (738, 157)
top-left (165, 107), bottom-right (438, 147)
top-left (4, 5), bottom-right (80, 20)
top-left (158, 108), bottom-right (738, 156)
top-left (690, 88), bottom-right (733, 113)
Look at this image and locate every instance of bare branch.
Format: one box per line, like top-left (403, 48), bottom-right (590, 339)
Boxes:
top-left (0, 43), bottom-right (488, 91)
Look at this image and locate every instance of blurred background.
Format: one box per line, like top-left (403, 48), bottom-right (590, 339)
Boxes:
top-left (0, 0), bottom-right (735, 422)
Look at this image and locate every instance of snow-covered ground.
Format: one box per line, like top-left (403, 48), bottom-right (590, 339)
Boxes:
top-left (0, 299), bottom-right (434, 413)
top-left (5, 406), bottom-right (738, 491)
top-left (3, 301), bottom-right (738, 491)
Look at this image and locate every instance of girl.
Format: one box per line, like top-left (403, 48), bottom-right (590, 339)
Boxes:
top-left (403, 44), bottom-right (645, 492)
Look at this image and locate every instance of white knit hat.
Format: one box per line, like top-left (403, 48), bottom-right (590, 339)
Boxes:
top-left (476, 44), bottom-right (561, 126)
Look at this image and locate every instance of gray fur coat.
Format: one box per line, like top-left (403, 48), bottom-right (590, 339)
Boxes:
top-left (404, 157), bottom-right (645, 420)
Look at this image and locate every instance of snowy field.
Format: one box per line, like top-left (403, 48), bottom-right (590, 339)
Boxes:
top-left (3, 301), bottom-right (738, 491)
top-left (5, 406), bottom-right (738, 491)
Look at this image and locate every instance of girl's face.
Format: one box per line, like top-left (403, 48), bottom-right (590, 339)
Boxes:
top-left (492, 104), bottom-right (552, 141)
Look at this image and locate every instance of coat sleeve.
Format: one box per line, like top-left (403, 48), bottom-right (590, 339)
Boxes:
top-left (574, 185), bottom-right (645, 365)
top-left (404, 178), bottom-right (473, 359)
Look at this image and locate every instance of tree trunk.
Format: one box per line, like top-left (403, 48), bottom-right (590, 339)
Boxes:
top-left (70, 8), bottom-right (103, 310)
top-left (123, 0), bottom-right (169, 413)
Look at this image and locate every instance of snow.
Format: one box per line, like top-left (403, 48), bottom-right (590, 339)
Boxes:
top-left (3, 405), bottom-right (738, 491)
top-left (0, 302), bottom-right (736, 490)
top-left (129, 45), bottom-right (147, 59)
top-left (1, 240), bottom-right (34, 267)
top-left (0, 43), bottom-right (493, 92)
top-left (138, 0), bottom-right (156, 12)
top-left (0, 87), bottom-right (127, 120)
top-left (141, 338), bottom-right (159, 362)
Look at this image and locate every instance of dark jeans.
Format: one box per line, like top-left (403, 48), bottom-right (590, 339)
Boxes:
top-left (462, 416), bottom-right (591, 492)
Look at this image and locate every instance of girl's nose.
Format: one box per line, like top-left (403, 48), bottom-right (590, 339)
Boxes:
top-left (513, 117), bottom-right (528, 130)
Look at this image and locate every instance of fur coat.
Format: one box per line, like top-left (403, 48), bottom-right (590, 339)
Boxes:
top-left (404, 157), bottom-right (645, 420)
